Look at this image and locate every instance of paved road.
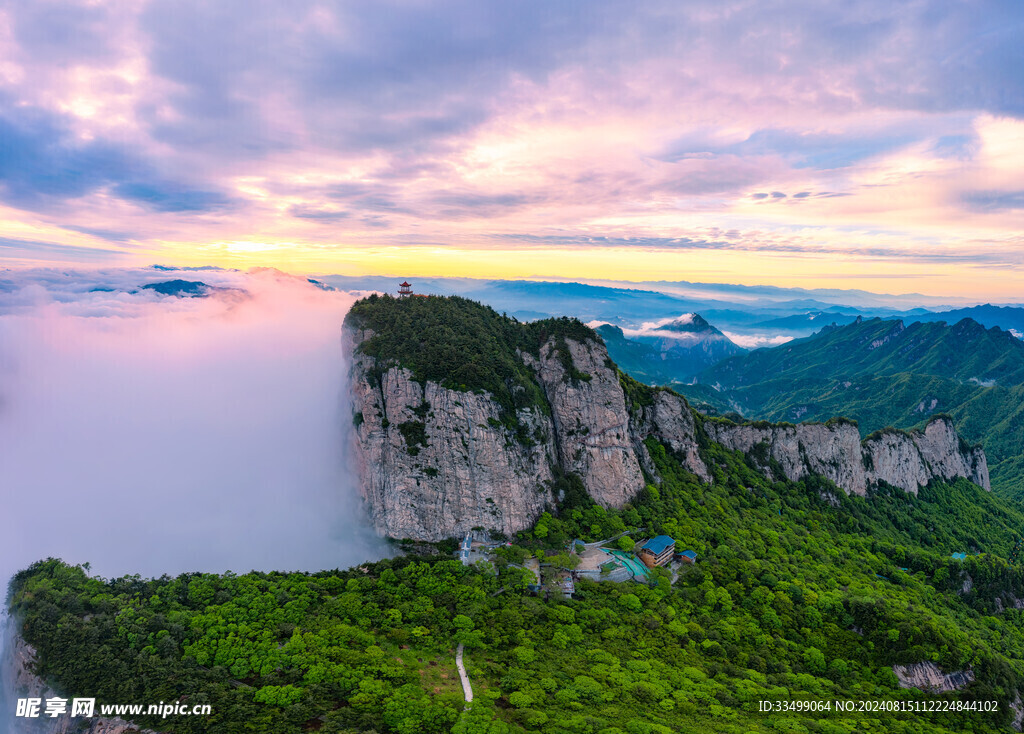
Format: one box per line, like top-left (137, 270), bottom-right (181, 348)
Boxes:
top-left (455, 642), bottom-right (473, 705)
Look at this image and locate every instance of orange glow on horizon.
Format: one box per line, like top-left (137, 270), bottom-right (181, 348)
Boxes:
top-left (114, 241), bottom-right (1021, 302)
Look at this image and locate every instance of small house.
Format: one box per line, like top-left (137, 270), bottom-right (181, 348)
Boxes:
top-left (677, 550), bottom-right (697, 564)
top-left (638, 535), bottom-right (676, 568)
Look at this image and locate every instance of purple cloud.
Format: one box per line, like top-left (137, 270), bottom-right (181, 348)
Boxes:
top-left (0, 0), bottom-right (1021, 269)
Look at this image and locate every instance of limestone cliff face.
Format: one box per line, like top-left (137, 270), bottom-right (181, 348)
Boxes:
top-left (704, 420), bottom-right (865, 492)
top-left (892, 661), bottom-right (974, 693)
top-left (2, 631), bottom-right (157, 734)
top-left (530, 338), bottom-right (645, 507)
top-left (348, 317), bottom-right (989, 540)
top-left (703, 415), bottom-right (988, 496)
top-left (348, 328), bottom-right (647, 541)
top-left (350, 351), bottom-right (557, 542)
top-left (627, 390), bottom-right (710, 482)
top-left (891, 416), bottom-right (989, 490)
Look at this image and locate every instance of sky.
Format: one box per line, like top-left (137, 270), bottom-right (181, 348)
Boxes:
top-left (0, 1), bottom-right (1023, 299)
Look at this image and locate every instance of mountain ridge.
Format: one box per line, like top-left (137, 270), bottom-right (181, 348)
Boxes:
top-left (683, 315), bottom-right (1024, 496)
top-left (344, 295), bottom-right (988, 541)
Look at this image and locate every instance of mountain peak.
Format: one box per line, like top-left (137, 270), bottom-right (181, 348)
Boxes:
top-left (652, 313), bottom-right (719, 335)
top-left (141, 279), bottom-right (212, 297)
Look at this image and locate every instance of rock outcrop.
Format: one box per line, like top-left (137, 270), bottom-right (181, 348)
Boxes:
top-left (627, 389), bottom-right (710, 482)
top-left (875, 416), bottom-right (990, 493)
top-left (350, 353), bottom-right (558, 541)
top-left (704, 419), bottom-right (865, 492)
top-left (2, 630), bottom-right (158, 734)
top-left (347, 312), bottom-right (990, 541)
top-left (892, 661), bottom-right (975, 693)
top-left (705, 415), bottom-right (989, 496)
top-left (348, 326), bottom-right (655, 540)
top-left (530, 338), bottom-right (645, 507)
top-left (1011, 694), bottom-right (1024, 732)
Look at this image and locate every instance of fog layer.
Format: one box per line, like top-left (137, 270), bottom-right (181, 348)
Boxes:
top-left (0, 265), bottom-right (389, 597)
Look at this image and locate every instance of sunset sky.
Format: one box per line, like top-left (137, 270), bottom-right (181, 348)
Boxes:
top-left (1, 1), bottom-right (1022, 299)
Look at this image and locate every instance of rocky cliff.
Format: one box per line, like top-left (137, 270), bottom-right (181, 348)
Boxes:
top-left (349, 345), bottom-right (558, 541)
top-left (528, 337), bottom-right (645, 507)
top-left (892, 661), bottom-right (975, 693)
top-left (347, 320), bottom-right (646, 541)
top-left (345, 296), bottom-right (990, 541)
top-left (2, 629), bottom-right (157, 734)
top-left (704, 414), bottom-right (989, 496)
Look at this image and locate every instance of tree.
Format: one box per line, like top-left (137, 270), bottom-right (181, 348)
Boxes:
top-left (619, 594), bottom-right (643, 613)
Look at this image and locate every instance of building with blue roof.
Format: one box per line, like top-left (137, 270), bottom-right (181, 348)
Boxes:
top-left (638, 535), bottom-right (676, 568)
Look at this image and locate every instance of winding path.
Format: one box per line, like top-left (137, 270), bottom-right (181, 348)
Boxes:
top-left (455, 642), bottom-right (473, 705)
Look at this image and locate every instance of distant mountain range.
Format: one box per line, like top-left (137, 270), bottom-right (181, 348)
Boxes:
top-left (316, 274), bottom-right (1024, 343)
top-left (702, 316), bottom-right (1024, 387)
top-left (595, 314), bottom-right (745, 383)
top-left (910, 304), bottom-right (1024, 337)
top-left (141, 279), bottom-right (218, 297)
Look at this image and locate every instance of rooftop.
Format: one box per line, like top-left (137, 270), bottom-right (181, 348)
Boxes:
top-left (641, 535), bottom-right (675, 555)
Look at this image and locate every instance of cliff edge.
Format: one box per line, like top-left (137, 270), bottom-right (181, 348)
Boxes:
top-left (705, 414), bottom-right (989, 496)
top-left (345, 295), bottom-right (990, 541)
top-left (1, 625), bottom-right (157, 734)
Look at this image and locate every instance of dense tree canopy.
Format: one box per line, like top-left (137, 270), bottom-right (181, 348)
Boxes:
top-left (346, 294), bottom-right (599, 441)
top-left (11, 430), bottom-right (1024, 733)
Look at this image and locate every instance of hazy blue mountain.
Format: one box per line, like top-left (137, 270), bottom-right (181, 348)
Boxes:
top-left (314, 274), bottom-right (1024, 345)
top-left (318, 275), bottom-right (718, 324)
top-left (909, 304), bottom-right (1024, 337)
top-left (141, 279), bottom-right (215, 297)
top-left (626, 278), bottom-right (974, 310)
top-left (511, 309), bottom-right (553, 321)
top-left (688, 316), bottom-right (1024, 497)
top-left (749, 310), bottom-right (860, 331)
top-left (595, 314), bottom-right (746, 384)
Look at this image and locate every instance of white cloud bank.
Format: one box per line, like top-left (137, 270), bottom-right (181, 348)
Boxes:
top-left (721, 331), bottom-right (795, 349)
top-left (588, 314), bottom-right (794, 349)
top-left (0, 266), bottom-right (391, 588)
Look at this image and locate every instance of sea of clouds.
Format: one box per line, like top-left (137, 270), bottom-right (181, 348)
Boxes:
top-left (0, 264), bottom-right (390, 612)
top-left (0, 265), bottom-right (396, 728)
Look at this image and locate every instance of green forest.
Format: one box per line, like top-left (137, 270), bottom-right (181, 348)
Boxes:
top-left (346, 294), bottom-right (598, 441)
top-left (676, 317), bottom-right (1024, 497)
top-left (12, 430), bottom-right (1024, 734)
